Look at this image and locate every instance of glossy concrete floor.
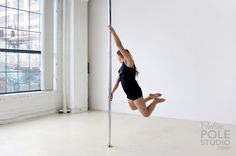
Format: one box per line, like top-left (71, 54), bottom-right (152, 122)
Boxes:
top-left (0, 111), bottom-right (235, 156)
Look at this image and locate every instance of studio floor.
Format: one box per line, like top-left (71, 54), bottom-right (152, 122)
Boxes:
top-left (0, 111), bottom-right (235, 156)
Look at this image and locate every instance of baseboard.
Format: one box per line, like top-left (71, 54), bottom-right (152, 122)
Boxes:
top-left (0, 109), bottom-right (58, 125)
top-left (70, 106), bottom-right (88, 113)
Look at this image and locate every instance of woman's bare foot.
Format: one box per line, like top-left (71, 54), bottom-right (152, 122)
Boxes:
top-left (149, 93), bottom-right (162, 99)
top-left (153, 97), bottom-right (166, 104)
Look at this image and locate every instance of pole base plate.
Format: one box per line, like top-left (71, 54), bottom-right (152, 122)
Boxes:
top-left (108, 145), bottom-right (114, 148)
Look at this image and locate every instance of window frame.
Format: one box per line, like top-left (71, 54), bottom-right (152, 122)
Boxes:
top-left (0, 0), bottom-right (42, 95)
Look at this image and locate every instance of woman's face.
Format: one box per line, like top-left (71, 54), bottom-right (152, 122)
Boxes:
top-left (117, 54), bottom-right (124, 63)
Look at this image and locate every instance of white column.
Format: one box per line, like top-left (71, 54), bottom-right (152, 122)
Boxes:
top-left (42, 0), bottom-right (54, 90)
top-left (63, 0), bottom-right (88, 113)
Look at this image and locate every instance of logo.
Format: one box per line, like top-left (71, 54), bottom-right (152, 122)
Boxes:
top-left (201, 121), bottom-right (231, 151)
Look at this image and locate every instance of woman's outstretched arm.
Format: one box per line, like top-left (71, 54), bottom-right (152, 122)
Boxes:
top-left (108, 25), bottom-right (131, 59)
top-left (108, 76), bottom-right (120, 101)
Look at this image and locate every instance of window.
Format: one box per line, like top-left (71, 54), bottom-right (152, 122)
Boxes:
top-left (0, 0), bottom-right (41, 94)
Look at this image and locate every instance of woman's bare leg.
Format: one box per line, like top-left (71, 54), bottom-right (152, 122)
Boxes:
top-left (128, 93), bottom-right (162, 112)
top-left (129, 96), bottom-right (156, 110)
top-left (134, 97), bottom-right (165, 117)
top-left (128, 99), bottom-right (137, 110)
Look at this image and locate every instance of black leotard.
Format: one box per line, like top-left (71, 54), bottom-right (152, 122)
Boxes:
top-left (118, 63), bottom-right (143, 100)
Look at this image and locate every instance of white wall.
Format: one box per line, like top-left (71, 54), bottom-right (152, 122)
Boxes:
top-left (88, 0), bottom-right (236, 124)
top-left (0, 0), bottom-right (89, 124)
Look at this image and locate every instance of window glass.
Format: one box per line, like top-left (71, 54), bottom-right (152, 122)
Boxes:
top-left (0, 0), bottom-right (41, 94)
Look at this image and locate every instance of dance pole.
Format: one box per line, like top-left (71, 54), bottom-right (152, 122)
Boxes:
top-left (108, 0), bottom-right (113, 148)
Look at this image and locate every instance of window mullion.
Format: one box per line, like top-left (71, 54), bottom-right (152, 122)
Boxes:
top-left (0, 0), bottom-right (41, 94)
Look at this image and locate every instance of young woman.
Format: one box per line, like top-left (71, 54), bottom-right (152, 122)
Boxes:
top-left (108, 25), bottom-right (166, 117)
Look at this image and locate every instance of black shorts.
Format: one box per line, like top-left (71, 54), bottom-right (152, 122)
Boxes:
top-left (124, 84), bottom-right (143, 101)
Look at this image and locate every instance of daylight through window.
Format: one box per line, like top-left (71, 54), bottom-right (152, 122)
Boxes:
top-left (0, 0), bottom-right (41, 94)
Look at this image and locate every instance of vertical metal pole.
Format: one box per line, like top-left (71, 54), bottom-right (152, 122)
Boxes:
top-left (108, 0), bottom-right (113, 148)
top-left (62, 0), bottom-right (67, 113)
